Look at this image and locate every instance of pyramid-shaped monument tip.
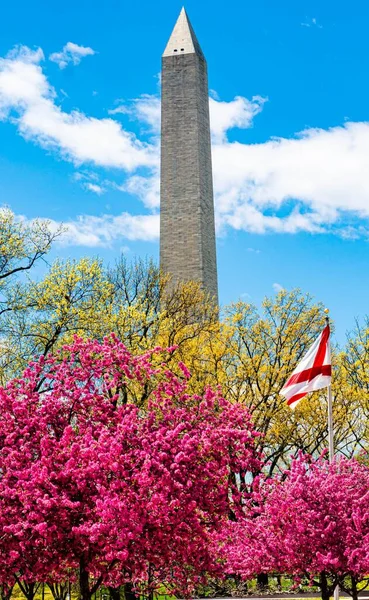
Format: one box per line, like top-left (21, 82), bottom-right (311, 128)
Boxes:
top-left (163, 7), bottom-right (204, 58)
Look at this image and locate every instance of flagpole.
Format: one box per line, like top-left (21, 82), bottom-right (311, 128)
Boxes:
top-left (327, 384), bottom-right (334, 463)
top-left (325, 310), bottom-right (339, 600)
top-left (324, 310), bottom-right (335, 464)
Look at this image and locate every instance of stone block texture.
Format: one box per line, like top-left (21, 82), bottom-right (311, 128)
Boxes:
top-left (160, 23), bottom-right (218, 303)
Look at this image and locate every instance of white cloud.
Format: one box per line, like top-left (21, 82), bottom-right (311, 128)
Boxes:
top-left (110, 93), bottom-right (265, 143)
top-left (1, 44), bottom-right (369, 246)
top-left (50, 213), bottom-right (160, 247)
top-left (0, 46), bottom-right (46, 118)
top-left (133, 94), bottom-right (161, 133)
top-left (85, 183), bottom-right (105, 195)
top-left (121, 171), bottom-right (160, 209)
top-left (109, 94), bottom-right (161, 134)
top-left (0, 46), bottom-right (157, 171)
top-left (108, 104), bottom-right (129, 116)
top-left (209, 95), bottom-right (266, 143)
top-left (7, 207), bottom-right (159, 248)
top-left (73, 170), bottom-right (98, 182)
top-left (273, 283), bottom-right (284, 293)
top-left (49, 42), bottom-right (96, 69)
top-left (117, 101), bottom-right (369, 239)
top-left (301, 17), bottom-right (323, 29)
top-left (111, 93), bottom-right (265, 142)
top-left (212, 121), bottom-right (369, 235)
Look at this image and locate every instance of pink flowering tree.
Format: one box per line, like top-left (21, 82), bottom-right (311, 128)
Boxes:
top-left (0, 335), bottom-right (260, 600)
top-left (222, 453), bottom-right (369, 600)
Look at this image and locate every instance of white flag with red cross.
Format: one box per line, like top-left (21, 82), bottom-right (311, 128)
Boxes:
top-left (280, 324), bottom-right (331, 409)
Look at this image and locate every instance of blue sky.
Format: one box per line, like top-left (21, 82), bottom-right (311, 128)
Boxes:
top-left (1, 0), bottom-right (369, 344)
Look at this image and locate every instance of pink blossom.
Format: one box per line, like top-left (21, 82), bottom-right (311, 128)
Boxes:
top-left (222, 453), bottom-right (369, 600)
top-left (0, 335), bottom-right (260, 599)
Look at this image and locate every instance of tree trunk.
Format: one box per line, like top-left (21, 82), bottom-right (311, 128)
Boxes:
top-left (108, 587), bottom-right (121, 600)
top-left (79, 557), bottom-right (92, 600)
top-left (319, 572), bottom-right (330, 600)
top-left (257, 573), bottom-right (269, 590)
top-left (15, 580), bottom-right (41, 600)
top-left (147, 563), bottom-right (153, 600)
top-left (123, 584), bottom-right (137, 600)
top-left (47, 583), bottom-right (69, 600)
top-left (351, 576), bottom-right (358, 600)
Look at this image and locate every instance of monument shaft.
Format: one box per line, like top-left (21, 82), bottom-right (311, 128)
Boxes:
top-left (160, 9), bottom-right (218, 302)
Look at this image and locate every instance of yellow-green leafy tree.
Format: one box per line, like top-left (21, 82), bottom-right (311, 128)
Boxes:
top-left (197, 289), bottom-right (360, 474)
top-left (341, 318), bottom-right (369, 453)
top-left (0, 208), bottom-right (62, 381)
top-left (0, 211), bottom-right (363, 469)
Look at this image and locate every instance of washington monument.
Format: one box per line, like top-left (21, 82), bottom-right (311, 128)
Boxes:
top-left (160, 8), bottom-right (218, 303)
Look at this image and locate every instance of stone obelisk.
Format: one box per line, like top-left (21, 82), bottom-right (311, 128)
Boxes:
top-left (160, 8), bottom-right (218, 303)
